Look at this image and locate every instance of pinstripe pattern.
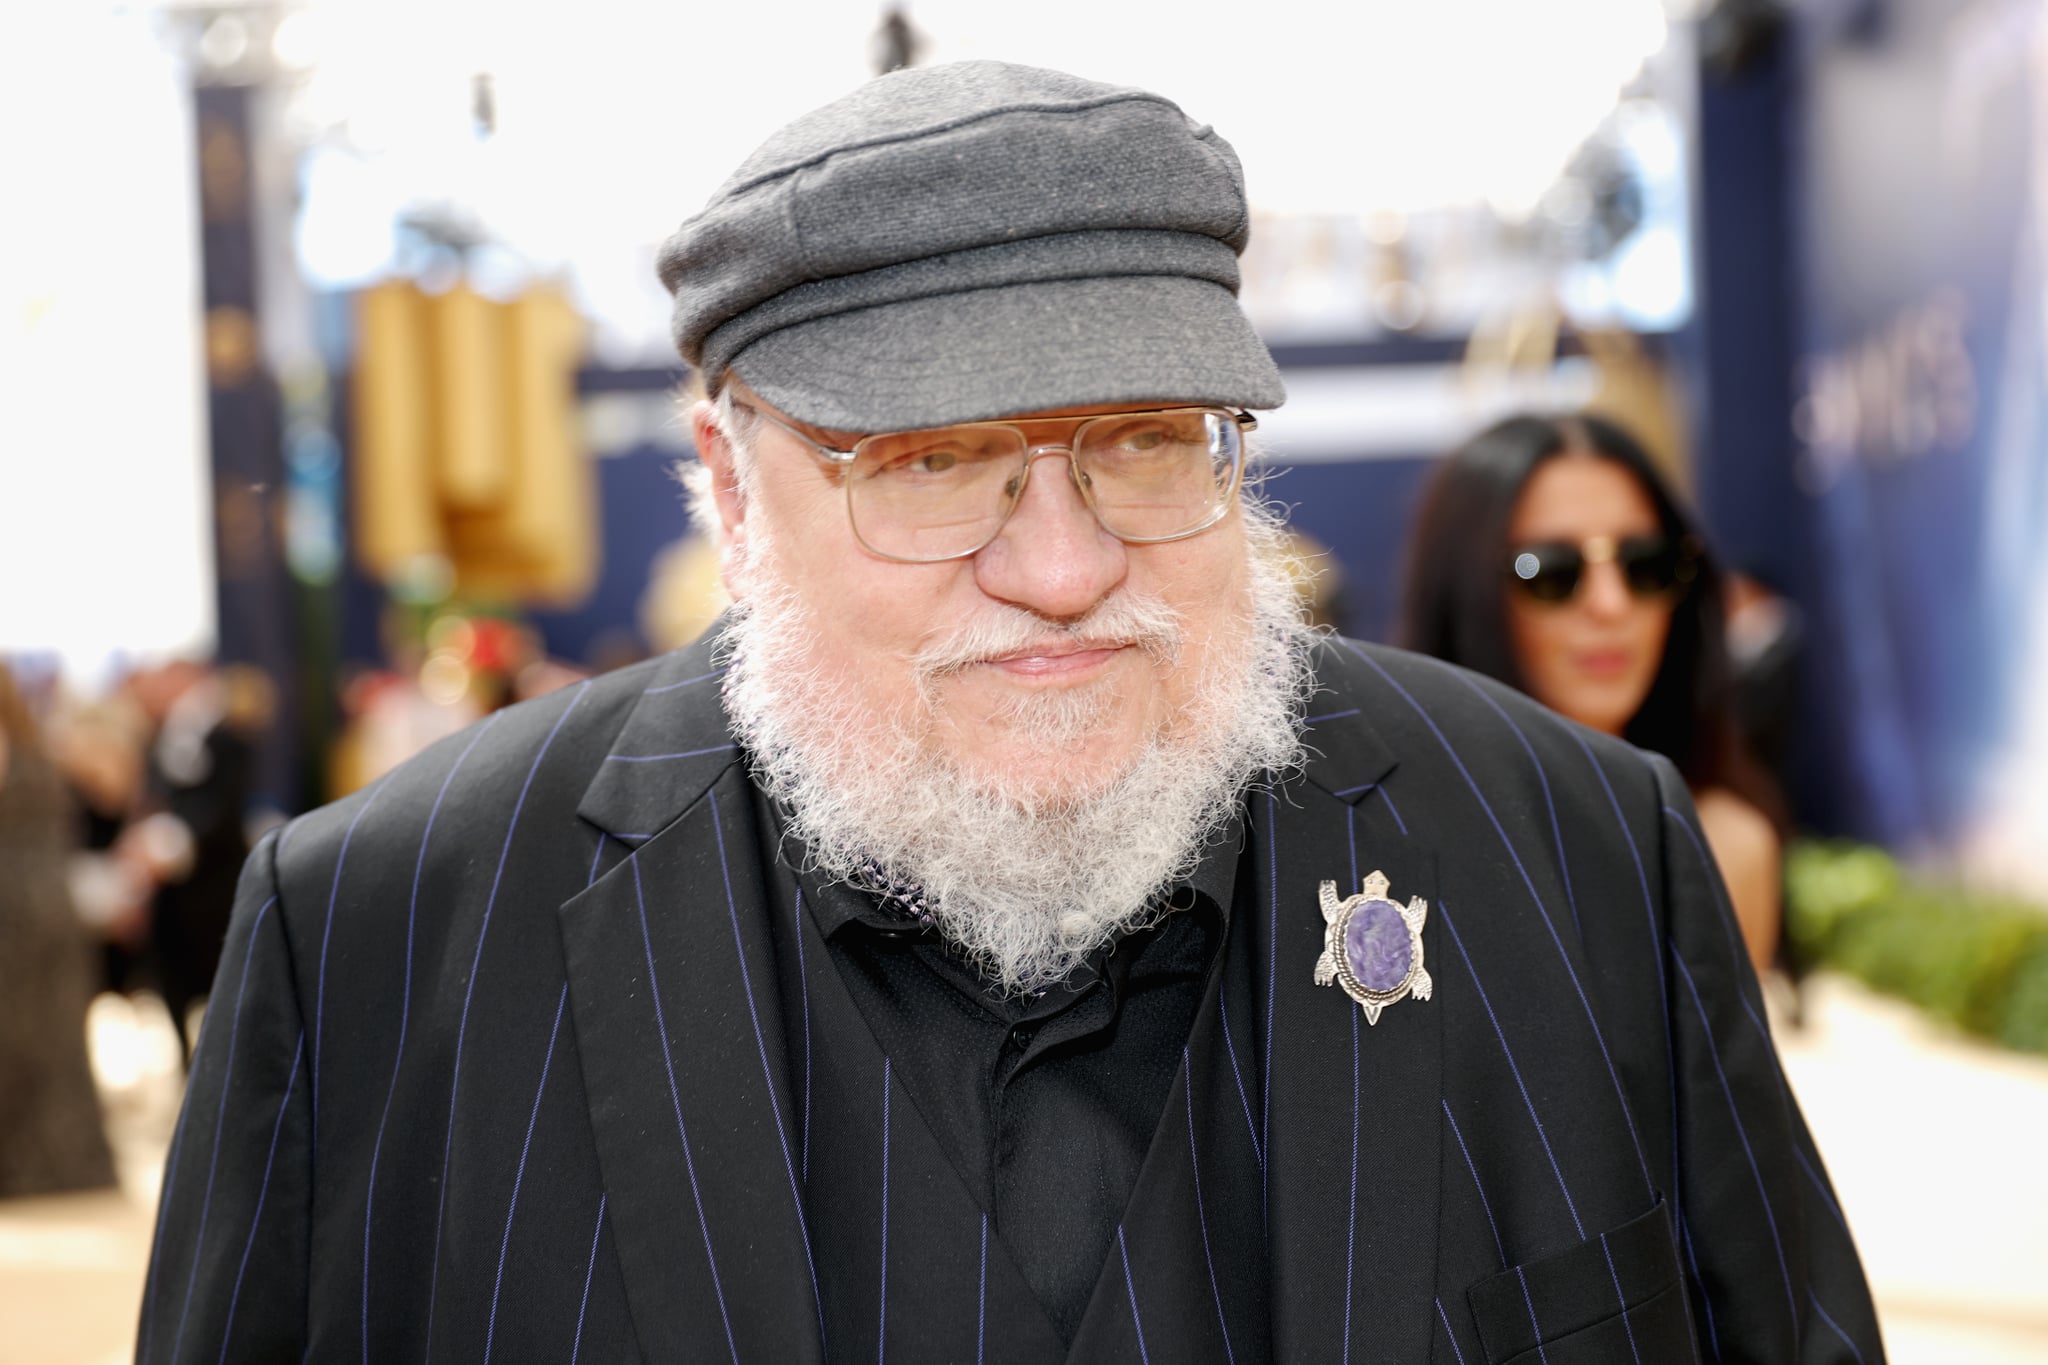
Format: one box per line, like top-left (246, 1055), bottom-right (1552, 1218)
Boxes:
top-left (1515, 1265), bottom-right (1552, 1365)
top-left (1796, 1146), bottom-right (1852, 1234)
top-left (1569, 728), bottom-right (1684, 1202)
top-left (1662, 789), bottom-right (1794, 1334)
top-left (1678, 1210), bottom-right (1723, 1360)
top-left (1435, 1297), bottom-right (1471, 1365)
top-left (423, 684), bottom-right (590, 1360)
top-left (1449, 670), bottom-right (1584, 945)
top-left (878, 1057), bottom-right (892, 1365)
top-left (1348, 643), bottom-right (1655, 1199)
top-left (137, 634), bottom-right (1881, 1365)
top-left (1182, 1048), bottom-right (1238, 1365)
top-left (1214, 987), bottom-right (1263, 1174)
top-left (1599, 1228), bottom-right (1646, 1365)
top-left (1438, 898), bottom-right (1586, 1237)
top-left (135, 1079), bottom-right (191, 1365)
top-left (604, 743), bottom-right (738, 763)
top-left (1339, 791), bottom-right (1362, 1365)
top-left (1374, 782), bottom-right (1409, 835)
top-left (1810, 1292), bottom-right (1868, 1365)
top-left (1569, 730), bottom-right (1661, 966)
top-left (167, 895), bottom-right (274, 1365)
top-left (1569, 740), bottom-right (1727, 1347)
top-left (1260, 785), bottom-right (1279, 1224)
top-left (643, 668), bottom-right (724, 695)
top-left (483, 983), bottom-right (569, 1363)
top-left (570, 1194), bottom-right (606, 1365)
top-left (1341, 1004), bottom-right (1359, 1364)
top-left (1672, 951), bottom-right (1799, 1332)
top-left (1344, 801), bottom-right (1360, 886)
top-left (362, 714), bottom-right (499, 1362)
top-left (1444, 1098), bottom-right (1507, 1267)
top-left (1663, 805), bottom-right (1775, 1042)
top-left (313, 779), bottom-right (387, 1139)
top-left (627, 851), bottom-right (739, 1363)
top-left (1117, 1225), bottom-right (1151, 1365)
top-left (1657, 813), bottom-right (1857, 1363)
top-left (795, 887), bottom-right (814, 1182)
top-left (215, 1034), bottom-right (303, 1365)
top-left (708, 790), bottom-right (828, 1351)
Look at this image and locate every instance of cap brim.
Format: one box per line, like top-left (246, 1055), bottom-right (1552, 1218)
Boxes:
top-left (725, 275), bottom-right (1285, 433)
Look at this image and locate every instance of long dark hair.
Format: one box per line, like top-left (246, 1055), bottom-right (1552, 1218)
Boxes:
top-left (1400, 413), bottom-right (1765, 807)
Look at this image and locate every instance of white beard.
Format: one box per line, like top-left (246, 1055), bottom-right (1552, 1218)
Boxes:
top-left (717, 506), bottom-right (1316, 994)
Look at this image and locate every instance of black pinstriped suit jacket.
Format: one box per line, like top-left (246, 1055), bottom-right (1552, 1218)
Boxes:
top-left (138, 633), bottom-right (1883, 1364)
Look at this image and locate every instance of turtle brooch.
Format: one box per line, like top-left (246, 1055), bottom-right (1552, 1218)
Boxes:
top-left (1313, 870), bottom-right (1431, 1024)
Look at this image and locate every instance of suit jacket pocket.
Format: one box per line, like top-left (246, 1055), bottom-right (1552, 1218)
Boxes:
top-left (1465, 1196), bottom-right (1698, 1365)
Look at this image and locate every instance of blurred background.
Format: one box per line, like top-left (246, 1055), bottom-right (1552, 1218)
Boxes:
top-left (2, 0), bottom-right (2045, 1360)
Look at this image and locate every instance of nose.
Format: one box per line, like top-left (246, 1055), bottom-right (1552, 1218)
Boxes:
top-left (970, 447), bottom-right (1128, 620)
top-left (1578, 561), bottom-right (1635, 619)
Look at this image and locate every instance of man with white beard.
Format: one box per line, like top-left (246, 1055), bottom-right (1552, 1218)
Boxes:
top-left (703, 375), bottom-right (1314, 996)
top-left (142, 61), bottom-right (1882, 1365)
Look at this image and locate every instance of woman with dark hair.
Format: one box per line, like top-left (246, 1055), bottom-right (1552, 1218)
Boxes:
top-left (1401, 413), bottom-right (1784, 974)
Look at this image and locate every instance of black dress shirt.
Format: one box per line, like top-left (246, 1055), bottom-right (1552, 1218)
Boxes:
top-left (799, 819), bottom-right (1241, 1344)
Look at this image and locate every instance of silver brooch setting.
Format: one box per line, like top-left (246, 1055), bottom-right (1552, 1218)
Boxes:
top-left (1313, 870), bottom-right (1431, 1024)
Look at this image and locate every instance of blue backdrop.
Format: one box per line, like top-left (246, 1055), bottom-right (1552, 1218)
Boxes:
top-left (1783, 0), bottom-right (2047, 849)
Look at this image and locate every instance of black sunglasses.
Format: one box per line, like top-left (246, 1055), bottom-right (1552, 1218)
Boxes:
top-left (1504, 534), bottom-right (1701, 604)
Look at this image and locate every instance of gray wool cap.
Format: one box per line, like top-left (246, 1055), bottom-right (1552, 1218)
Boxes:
top-left (656, 60), bottom-right (1285, 432)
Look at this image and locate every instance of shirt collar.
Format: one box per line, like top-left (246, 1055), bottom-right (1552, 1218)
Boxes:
top-left (1176, 807), bottom-right (1243, 926)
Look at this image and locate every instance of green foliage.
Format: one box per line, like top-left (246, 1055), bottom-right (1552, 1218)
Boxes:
top-left (1784, 841), bottom-right (2048, 1057)
top-left (1998, 940), bottom-right (2048, 1055)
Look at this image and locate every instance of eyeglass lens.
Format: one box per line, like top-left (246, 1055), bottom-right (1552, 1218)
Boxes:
top-left (846, 409), bottom-right (1241, 562)
top-left (1508, 536), bottom-right (1693, 603)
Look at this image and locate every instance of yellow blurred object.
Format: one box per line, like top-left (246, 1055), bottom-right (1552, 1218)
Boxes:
top-left (510, 287), bottom-right (597, 602)
top-left (1461, 300), bottom-right (1691, 491)
top-left (459, 285), bottom-right (595, 603)
top-left (1582, 328), bottom-right (1689, 494)
top-left (352, 278), bottom-right (596, 608)
top-left (428, 283), bottom-right (511, 511)
top-left (639, 536), bottom-right (729, 653)
top-left (353, 281), bottom-right (445, 578)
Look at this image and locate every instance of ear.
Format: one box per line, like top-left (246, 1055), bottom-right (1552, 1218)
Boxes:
top-left (686, 399), bottom-right (754, 597)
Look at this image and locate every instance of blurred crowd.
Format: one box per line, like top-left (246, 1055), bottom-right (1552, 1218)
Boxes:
top-left (329, 610), bottom-right (594, 794)
top-left (0, 658), bottom-right (270, 1197)
top-left (0, 631), bottom-right (601, 1199)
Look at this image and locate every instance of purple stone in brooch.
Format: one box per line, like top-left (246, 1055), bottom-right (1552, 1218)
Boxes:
top-left (1313, 870), bottom-right (1432, 1024)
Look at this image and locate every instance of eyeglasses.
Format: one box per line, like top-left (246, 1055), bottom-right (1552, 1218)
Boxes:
top-left (1504, 534), bottom-right (1701, 604)
top-left (736, 404), bottom-right (1256, 564)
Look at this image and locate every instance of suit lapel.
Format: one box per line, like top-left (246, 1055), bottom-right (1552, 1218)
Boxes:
top-left (558, 639), bottom-right (826, 1364)
top-left (573, 639), bottom-right (734, 843)
top-left (1068, 679), bottom-right (1446, 1364)
top-left (1262, 781), bottom-right (1445, 1363)
top-left (1271, 666), bottom-right (1447, 1364)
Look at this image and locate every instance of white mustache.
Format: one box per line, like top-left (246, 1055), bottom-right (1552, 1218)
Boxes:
top-left (911, 592), bottom-right (1185, 680)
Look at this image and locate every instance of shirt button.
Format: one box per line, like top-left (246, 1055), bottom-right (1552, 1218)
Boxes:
top-left (1009, 1024), bottom-right (1036, 1047)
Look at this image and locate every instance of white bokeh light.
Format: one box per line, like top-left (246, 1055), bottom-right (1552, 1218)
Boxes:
top-left (1, 8), bottom-right (213, 680)
top-left (281, 0), bottom-right (1675, 337)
